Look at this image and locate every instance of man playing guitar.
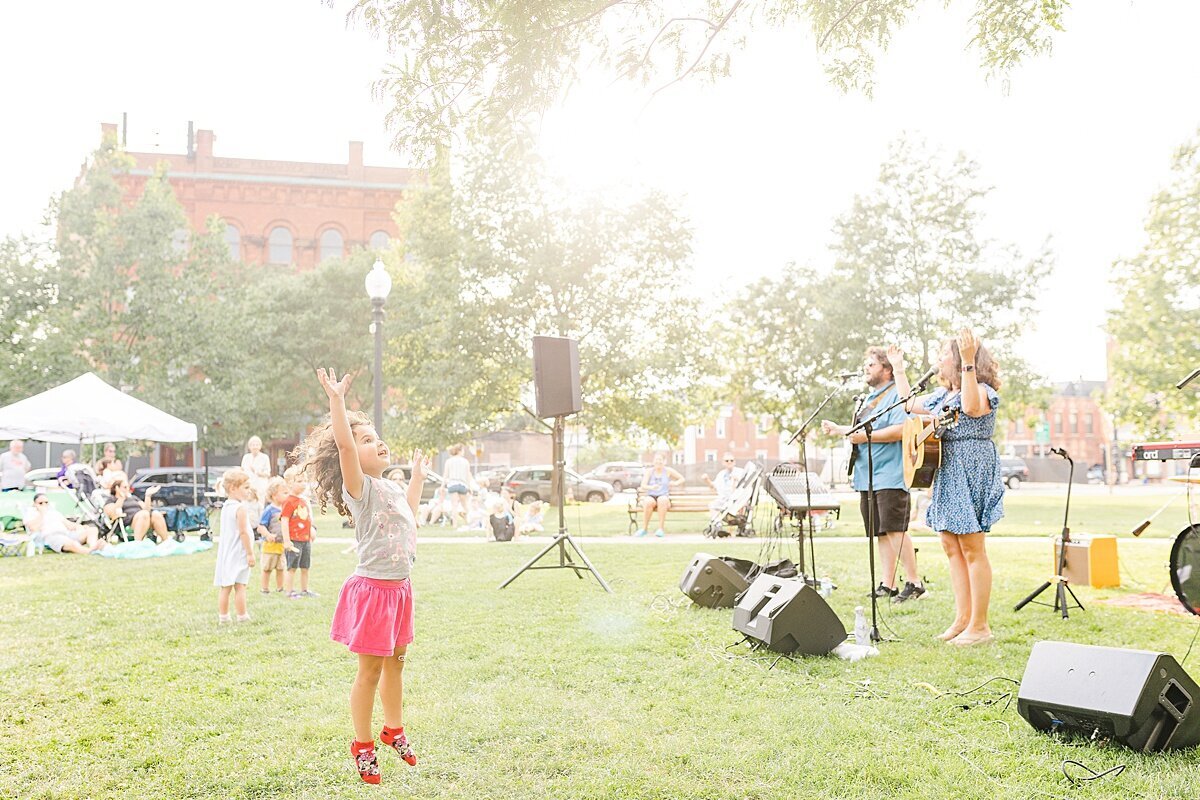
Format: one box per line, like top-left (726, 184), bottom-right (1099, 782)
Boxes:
top-left (823, 347), bottom-right (925, 604)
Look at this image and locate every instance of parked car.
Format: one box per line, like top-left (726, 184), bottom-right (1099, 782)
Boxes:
top-left (381, 465), bottom-right (445, 502)
top-left (999, 458), bottom-right (1030, 490)
top-left (583, 461), bottom-right (646, 493)
top-left (130, 467), bottom-right (230, 507)
top-left (503, 466), bottom-right (614, 504)
top-left (1086, 464), bottom-right (1106, 484)
top-left (475, 468), bottom-right (509, 493)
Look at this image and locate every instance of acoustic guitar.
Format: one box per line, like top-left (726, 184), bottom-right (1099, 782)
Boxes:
top-left (901, 409), bottom-right (960, 489)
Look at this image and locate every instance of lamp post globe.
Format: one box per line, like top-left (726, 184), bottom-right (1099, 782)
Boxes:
top-left (365, 258), bottom-right (392, 437)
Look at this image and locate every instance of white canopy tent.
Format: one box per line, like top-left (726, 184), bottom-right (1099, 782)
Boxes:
top-left (0, 372), bottom-right (201, 503)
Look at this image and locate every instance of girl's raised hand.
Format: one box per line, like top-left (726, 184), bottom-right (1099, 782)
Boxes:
top-left (317, 368), bottom-right (353, 400)
top-left (410, 449), bottom-right (433, 483)
top-left (887, 345), bottom-right (906, 373)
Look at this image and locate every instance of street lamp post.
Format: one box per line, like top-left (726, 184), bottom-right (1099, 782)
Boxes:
top-left (364, 258), bottom-right (393, 436)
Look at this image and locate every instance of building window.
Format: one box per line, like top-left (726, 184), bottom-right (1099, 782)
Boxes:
top-left (756, 418), bottom-right (770, 438)
top-left (1054, 413), bottom-right (1063, 435)
top-left (704, 450), bottom-right (717, 463)
top-left (1069, 412), bottom-right (1078, 433)
top-left (672, 452), bottom-right (684, 465)
top-left (716, 419), bottom-right (726, 439)
top-left (369, 230), bottom-right (390, 250)
top-left (696, 424), bottom-right (704, 438)
top-left (319, 229), bottom-right (344, 263)
top-left (224, 223), bottom-right (241, 261)
top-left (1014, 418), bottom-right (1024, 435)
top-left (268, 227), bottom-right (293, 264)
top-left (755, 450), bottom-right (768, 461)
top-left (1085, 415), bottom-right (1094, 434)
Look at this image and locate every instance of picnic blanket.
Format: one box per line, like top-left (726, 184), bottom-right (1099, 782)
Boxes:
top-left (94, 539), bottom-right (213, 559)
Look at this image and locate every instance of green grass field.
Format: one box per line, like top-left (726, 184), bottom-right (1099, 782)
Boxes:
top-left (373, 488), bottom-right (1200, 540)
top-left (3, 528), bottom-right (1199, 799)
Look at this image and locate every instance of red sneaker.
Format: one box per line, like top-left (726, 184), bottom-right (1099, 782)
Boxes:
top-left (351, 741), bottom-right (381, 784)
top-left (380, 726), bottom-right (417, 766)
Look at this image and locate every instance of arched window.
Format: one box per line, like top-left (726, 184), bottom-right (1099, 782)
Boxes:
top-left (268, 227), bottom-right (293, 265)
top-left (224, 223), bottom-right (241, 261)
top-left (369, 230), bottom-right (390, 250)
top-left (319, 229), bottom-right (344, 263)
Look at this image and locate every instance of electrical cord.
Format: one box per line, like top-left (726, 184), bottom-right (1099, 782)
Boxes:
top-left (1061, 759), bottom-right (1125, 785)
top-left (1181, 614), bottom-right (1200, 666)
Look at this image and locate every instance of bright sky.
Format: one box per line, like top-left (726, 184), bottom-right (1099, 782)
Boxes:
top-left (3, 2), bottom-right (1197, 384)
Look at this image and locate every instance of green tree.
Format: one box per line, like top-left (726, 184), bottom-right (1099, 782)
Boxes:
top-left (387, 136), bottom-right (718, 447)
top-left (47, 138), bottom-right (269, 449)
top-left (0, 234), bottom-right (86, 403)
top-left (730, 136), bottom-right (1051, 433)
top-left (347, 0), bottom-right (1069, 159)
top-left (1106, 131), bottom-right (1200, 439)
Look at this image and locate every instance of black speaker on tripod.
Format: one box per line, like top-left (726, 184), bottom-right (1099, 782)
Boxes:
top-left (679, 553), bottom-right (752, 609)
top-left (532, 336), bottom-right (582, 418)
top-left (1017, 641), bottom-right (1200, 752)
top-left (732, 574), bottom-right (846, 655)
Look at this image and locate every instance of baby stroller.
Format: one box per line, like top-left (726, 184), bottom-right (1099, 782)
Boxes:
top-left (704, 461), bottom-right (763, 538)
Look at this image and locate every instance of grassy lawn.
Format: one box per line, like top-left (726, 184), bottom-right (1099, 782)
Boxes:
top-left (3, 533), bottom-right (1199, 799)
top-left (320, 488), bottom-right (1200, 540)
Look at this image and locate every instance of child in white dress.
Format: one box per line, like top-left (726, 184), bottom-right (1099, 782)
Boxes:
top-left (214, 468), bottom-right (256, 623)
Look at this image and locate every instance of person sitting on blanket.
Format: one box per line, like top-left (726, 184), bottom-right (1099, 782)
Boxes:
top-left (103, 479), bottom-right (171, 543)
top-left (23, 492), bottom-right (105, 554)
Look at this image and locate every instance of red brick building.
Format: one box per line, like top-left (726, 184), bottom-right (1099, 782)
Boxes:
top-left (648, 404), bottom-right (790, 466)
top-left (95, 121), bottom-right (422, 270)
top-left (1003, 381), bottom-right (1112, 467)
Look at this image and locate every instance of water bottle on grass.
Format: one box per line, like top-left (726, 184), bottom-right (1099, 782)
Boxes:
top-left (853, 606), bottom-right (870, 646)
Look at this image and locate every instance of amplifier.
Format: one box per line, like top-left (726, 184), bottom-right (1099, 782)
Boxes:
top-left (1054, 535), bottom-right (1119, 589)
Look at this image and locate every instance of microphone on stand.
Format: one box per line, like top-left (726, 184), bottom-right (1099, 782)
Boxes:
top-left (836, 371), bottom-right (861, 381)
top-left (913, 366), bottom-right (938, 391)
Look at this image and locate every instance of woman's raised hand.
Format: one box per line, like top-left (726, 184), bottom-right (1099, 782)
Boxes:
top-left (887, 345), bottom-right (906, 374)
top-left (317, 368), bottom-right (353, 400)
top-left (957, 329), bottom-right (980, 362)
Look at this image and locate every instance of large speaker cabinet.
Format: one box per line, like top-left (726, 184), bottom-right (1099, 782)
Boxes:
top-left (732, 574), bottom-right (846, 655)
top-left (680, 553), bottom-right (750, 608)
top-left (1017, 641), bottom-right (1200, 752)
top-left (532, 336), bottom-right (582, 418)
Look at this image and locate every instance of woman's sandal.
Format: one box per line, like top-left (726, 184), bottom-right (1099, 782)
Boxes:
top-left (948, 632), bottom-right (995, 647)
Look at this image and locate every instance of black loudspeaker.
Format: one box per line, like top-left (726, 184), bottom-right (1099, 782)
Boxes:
top-left (1017, 641), bottom-right (1200, 752)
top-left (732, 574), bottom-right (846, 655)
top-left (532, 336), bottom-right (582, 418)
top-left (679, 553), bottom-right (751, 608)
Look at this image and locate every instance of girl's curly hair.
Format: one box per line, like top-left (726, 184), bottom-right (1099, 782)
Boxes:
top-left (290, 410), bottom-right (372, 522)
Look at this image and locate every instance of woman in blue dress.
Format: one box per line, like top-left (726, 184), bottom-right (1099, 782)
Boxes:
top-left (891, 329), bottom-right (1004, 646)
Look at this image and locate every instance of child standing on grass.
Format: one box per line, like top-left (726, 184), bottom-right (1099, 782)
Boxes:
top-left (214, 468), bottom-right (256, 623)
top-left (256, 477), bottom-right (292, 594)
top-left (300, 368), bottom-right (425, 785)
top-left (281, 466), bottom-right (316, 599)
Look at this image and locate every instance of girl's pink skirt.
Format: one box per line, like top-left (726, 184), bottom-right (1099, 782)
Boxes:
top-left (330, 575), bottom-right (414, 657)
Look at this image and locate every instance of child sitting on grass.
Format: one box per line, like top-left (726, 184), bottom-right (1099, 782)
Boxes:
top-left (519, 500), bottom-right (545, 535)
top-left (300, 368), bottom-right (425, 784)
top-left (214, 468), bottom-right (256, 623)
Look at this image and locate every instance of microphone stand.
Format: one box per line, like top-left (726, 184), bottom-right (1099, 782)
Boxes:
top-left (1014, 448), bottom-right (1082, 618)
top-left (846, 376), bottom-right (932, 643)
top-left (787, 375), bottom-right (854, 585)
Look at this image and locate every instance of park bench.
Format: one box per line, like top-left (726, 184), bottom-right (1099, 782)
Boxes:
top-left (627, 488), bottom-right (719, 533)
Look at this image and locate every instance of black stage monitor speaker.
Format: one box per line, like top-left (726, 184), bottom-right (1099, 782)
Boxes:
top-left (532, 336), bottom-right (582, 418)
top-left (732, 574), bottom-right (846, 655)
top-left (1017, 641), bottom-right (1200, 752)
top-left (680, 553), bottom-right (751, 609)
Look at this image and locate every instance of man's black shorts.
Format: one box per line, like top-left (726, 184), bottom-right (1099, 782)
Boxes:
top-left (859, 489), bottom-right (910, 536)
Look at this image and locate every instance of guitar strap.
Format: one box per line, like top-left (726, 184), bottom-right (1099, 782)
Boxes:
top-left (848, 382), bottom-right (895, 477)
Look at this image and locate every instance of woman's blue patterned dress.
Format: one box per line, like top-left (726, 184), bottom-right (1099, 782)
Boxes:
top-left (921, 384), bottom-right (1005, 534)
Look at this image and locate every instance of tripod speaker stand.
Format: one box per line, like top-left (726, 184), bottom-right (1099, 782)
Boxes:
top-left (500, 336), bottom-right (611, 593)
top-left (1014, 447), bottom-right (1083, 618)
